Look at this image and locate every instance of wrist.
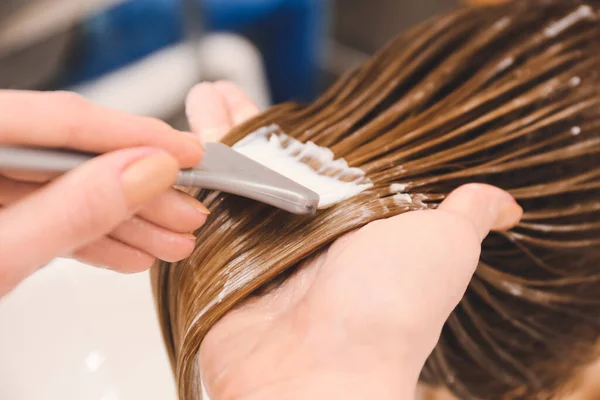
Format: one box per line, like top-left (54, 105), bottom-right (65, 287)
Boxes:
top-left (239, 365), bottom-right (418, 400)
top-left (229, 341), bottom-right (421, 400)
top-left (202, 343), bottom-right (421, 400)
top-left (200, 314), bottom-right (427, 400)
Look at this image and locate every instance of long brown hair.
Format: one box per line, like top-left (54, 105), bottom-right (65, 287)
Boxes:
top-left (152, 1), bottom-right (600, 399)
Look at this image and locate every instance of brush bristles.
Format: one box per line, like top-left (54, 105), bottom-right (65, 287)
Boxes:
top-left (233, 124), bottom-right (374, 208)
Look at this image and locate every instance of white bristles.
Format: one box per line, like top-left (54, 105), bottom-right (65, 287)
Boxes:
top-left (233, 125), bottom-right (373, 209)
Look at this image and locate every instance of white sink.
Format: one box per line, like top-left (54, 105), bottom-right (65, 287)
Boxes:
top-left (0, 259), bottom-right (177, 400)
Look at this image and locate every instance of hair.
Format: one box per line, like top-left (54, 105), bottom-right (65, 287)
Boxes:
top-left (152, 1), bottom-right (600, 399)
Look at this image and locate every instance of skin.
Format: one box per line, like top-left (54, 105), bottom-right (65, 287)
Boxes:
top-left (0, 90), bottom-right (210, 297)
top-left (186, 82), bottom-right (524, 400)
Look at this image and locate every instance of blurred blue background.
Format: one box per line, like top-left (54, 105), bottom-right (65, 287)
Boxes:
top-left (65, 0), bottom-right (329, 103)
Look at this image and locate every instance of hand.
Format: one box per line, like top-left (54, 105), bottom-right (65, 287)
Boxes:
top-left (185, 82), bottom-right (524, 400)
top-left (0, 90), bottom-right (209, 297)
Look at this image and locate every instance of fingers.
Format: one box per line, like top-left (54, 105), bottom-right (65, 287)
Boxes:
top-left (1, 170), bottom-right (57, 183)
top-left (73, 237), bottom-right (156, 274)
top-left (137, 188), bottom-right (210, 233)
top-left (186, 81), bottom-right (260, 143)
top-left (0, 175), bottom-right (40, 204)
top-left (0, 174), bottom-right (207, 285)
top-left (109, 217), bottom-right (197, 263)
top-left (0, 180), bottom-right (208, 233)
top-left (0, 147), bottom-right (179, 296)
top-left (186, 83), bottom-right (234, 142)
top-left (437, 183), bottom-right (523, 241)
top-left (0, 90), bottom-right (203, 168)
top-left (213, 81), bottom-right (261, 126)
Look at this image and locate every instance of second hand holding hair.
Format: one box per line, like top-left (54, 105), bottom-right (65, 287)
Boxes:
top-left (180, 81), bottom-right (523, 400)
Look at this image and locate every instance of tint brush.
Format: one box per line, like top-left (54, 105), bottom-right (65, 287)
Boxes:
top-left (0, 124), bottom-right (373, 215)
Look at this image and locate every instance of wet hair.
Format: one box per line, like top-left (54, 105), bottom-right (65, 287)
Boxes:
top-left (152, 1), bottom-right (600, 399)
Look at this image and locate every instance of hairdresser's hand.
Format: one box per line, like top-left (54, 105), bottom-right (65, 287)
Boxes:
top-left (0, 90), bottom-right (210, 297)
top-left (186, 82), bottom-right (523, 400)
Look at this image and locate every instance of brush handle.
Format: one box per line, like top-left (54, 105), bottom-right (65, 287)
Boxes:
top-left (0, 146), bottom-right (96, 173)
top-left (0, 146), bottom-right (193, 184)
top-left (0, 145), bottom-right (319, 215)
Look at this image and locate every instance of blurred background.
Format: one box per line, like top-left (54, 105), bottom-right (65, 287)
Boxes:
top-left (0, 0), bottom-right (492, 128)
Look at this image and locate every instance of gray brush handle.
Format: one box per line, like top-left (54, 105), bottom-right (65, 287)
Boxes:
top-left (0, 146), bottom-right (94, 172)
top-left (0, 146), bottom-right (191, 185)
top-left (0, 145), bottom-right (319, 215)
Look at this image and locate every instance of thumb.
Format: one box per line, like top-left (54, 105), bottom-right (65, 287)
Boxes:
top-left (0, 148), bottom-right (179, 295)
top-left (437, 183), bottom-right (524, 241)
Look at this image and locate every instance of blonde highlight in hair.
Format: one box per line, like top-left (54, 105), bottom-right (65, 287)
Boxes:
top-left (152, 1), bottom-right (600, 399)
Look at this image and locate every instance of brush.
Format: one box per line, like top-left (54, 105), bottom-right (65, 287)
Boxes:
top-left (0, 125), bottom-right (373, 215)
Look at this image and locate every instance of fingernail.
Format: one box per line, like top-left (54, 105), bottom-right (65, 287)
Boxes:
top-left (493, 201), bottom-right (523, 231)
top-left (182, 195), bottom-right (211, 215)
top-left (182, 233), bottom-right (197, 242)
top-left (122, 152), bottom-right (179, 209)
